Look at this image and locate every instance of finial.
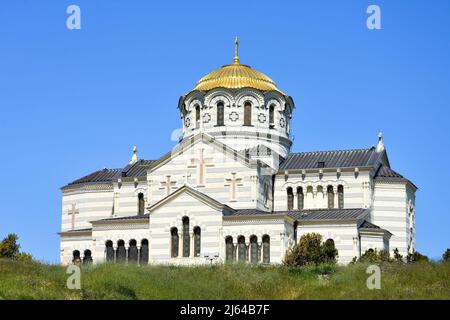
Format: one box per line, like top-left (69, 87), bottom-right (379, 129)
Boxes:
top-left (233, 36), bottom-right (239, 64)
top-left (129, 145), bottom-right (138, 164)
top-left (376, 131), bottom-right (385, 152)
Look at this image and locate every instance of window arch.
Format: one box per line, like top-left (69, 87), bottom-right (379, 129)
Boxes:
top-left (269, 104), bottom-right (275, 127)
top-left (171, 227), bottom-right (179, 258)
top-left (72, 250), bottom-right (80, 264)
top-left (225, 236), bottom-right (234, 262)
top-left (140, 239), bottom-right (149, 265)
top-left (250, 235), bottom-right (258, 263)
top-left (83, 249), bottom-right (92, 265)
top-left (138, 193), bottom-right (145, 215)
top-left (105, 240), bottom-right (114, 262)
top-left (237, 236), bottom-right (246, 262)
top-left (195, 105), bottom-right (200, 129)
top-left (217, 102), bottom-right (224, 126)
top-left (287, 187), bottom-right (294, 210)
top-left (327, 186), bottom-right (334, 209)
top-left (128, 239), bottom-right (138, 263)
top-left (182, 217), bottom-right (190, 257)
top-left (262, 235), bottom-right (270, 263)
top-left (244, 102), bottom-right (252, 126)
top-left (297, 187), bottom-right (304, 210)
top-left (338, 185), bottom-right (344, 209)
top-left (116, 240), bottom-right (126, 263)
top-left (194, 226), bottom-right (201, 257)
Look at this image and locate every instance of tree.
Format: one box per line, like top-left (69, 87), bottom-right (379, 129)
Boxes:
top-left (443, 249), bottom-right (450, 262)
top-left (283, 233), bottom-right (339, 266)
top-left (0, 234), bottom-right (20, 258)
top-left (358, 249), bottom-right (392, 263)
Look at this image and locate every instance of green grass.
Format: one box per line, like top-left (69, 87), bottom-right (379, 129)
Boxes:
top-left (0, 258), bottom-right (449, 299)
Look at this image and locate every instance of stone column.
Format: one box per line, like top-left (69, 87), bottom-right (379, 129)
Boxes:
top-left (113, 245), bottom-right (117, 263)
top-left (233, 242), bottom-right (238, 261)
top-left (334, 190), bottom-right (338, 209)
top-left (125, 244), bottom-right (130, 265)
top-left (258, 241), bottom-right (263, 263)
top-left (137, 245), bottom-right (141, 266)
top-left (190, 232), bottom-right (195, 258)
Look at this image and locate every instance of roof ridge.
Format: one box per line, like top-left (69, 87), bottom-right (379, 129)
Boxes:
top-left (289, 147), bottom-right (374, 155)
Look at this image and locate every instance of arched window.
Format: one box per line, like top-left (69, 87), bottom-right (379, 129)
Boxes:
top-left (338, 185), bottom-right (344, 209)
top-left (262, 235), bottom-right (270, 263)
top-left (287, 187), bottom-right (294, 210)
top-left (238, 236), bottom-right (246, 262)
top-left (171, 227), bottom-right (179, 258)
top-left (327, 186), bottom-right (334, 209)
top-left (83, 250), bottom-right (92, 265)
top-left (250, 235), bottom-right (258, 263)
top-left (138, 193), bottom-right (145, 215)
top-left (182, 217), bottom-right (190, 257)
top-left (140, 239), bottom-right (149, 265)
top-left (194, 226), bottom-right (201, 257)
top-left (105, 240), bottom-right (114, 262)
top-left (244, 102), bottom-right (252, 126)
top-left (217, 102), bottom-right (224, 126)
top-left (225, 236), bottom-right (234, 262)
top-left (116, 240), bottom-right (126, 263)
top-left (72, 250), bottom-right (80, 264)
top-left (297, 187), bottom-right (304, 210)
top-left (269, 104), bottom-right (275, 127)
top-left (128, 239), bottom-right (138, 264)
top-left (195, 105), bottom-right (200, 129)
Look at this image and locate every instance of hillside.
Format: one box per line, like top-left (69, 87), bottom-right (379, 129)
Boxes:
top-left (0, 259), bottom-right (448, 299)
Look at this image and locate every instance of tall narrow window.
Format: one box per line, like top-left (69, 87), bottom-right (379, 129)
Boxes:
top-left (83, 250), bottom-right (92, 265)
top-left (287, 187), bottom-right (294, 210)
top-left (269, 104), bottom-right (275, 127)
top-left (138, 193), bottom-right (145, 215)
top-left (297, 187), bottom-right (304, 210)
top-left (238, 236), bottom-right (246, 262)
top-left (194, 226), bottom-right (201, 257)
top-left (140, 239), bottom-right (149, 265)
top-left (338, 185), bottom-right (344, 209)
top-left (250, 236), bottom-right (258, 263)
top-left (116, 240), bottom-right (126, 263)
top-left (217, 102), bottom-right (224, 126)
top-left (195, 105), bottom-right (200, 129)
top-left (293, 221), bottom-right (298, 245)
top-left (244, 102), bottom-right (252, 126)
top-left (128, 239), bottom-right (138, 264)
top-left (105, 240), bottom-right (114, 262)
top-left (72, 250), bottom-right (80, 264)
top-left (262, 235), bottom-right (270, 263)
top-left (225, 236), bottom-right (234, 262)
top-left (171, 227), bottom-right (179, 258)
top-left (182, 217), bottom-right (190, 257)
top-left (327, 186), bottom-right (334, 209)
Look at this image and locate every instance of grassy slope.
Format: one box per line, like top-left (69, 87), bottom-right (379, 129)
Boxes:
top-left (0, 259), bottom-right (449, 299)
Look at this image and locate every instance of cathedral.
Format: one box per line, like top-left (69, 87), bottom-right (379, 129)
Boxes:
top-left (59, 39), bottom-right (417, 265)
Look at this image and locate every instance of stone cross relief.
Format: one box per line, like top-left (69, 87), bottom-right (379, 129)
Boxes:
top-left (159, 175), bottom-right (177, 196)
top-left (182, 171), bottom-right (191, 185)
top-left (189, 148), bottom-right (214, 186)
top-left (68, 204), bottom-right (79, 230)
top-left (224, 172), bottom-right (243, 201)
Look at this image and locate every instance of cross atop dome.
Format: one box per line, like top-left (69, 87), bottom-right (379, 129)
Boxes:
top-left (234, 36), bottom-right (239, 64)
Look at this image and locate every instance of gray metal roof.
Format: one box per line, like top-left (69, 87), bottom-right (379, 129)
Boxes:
top-left (374, 165), bottom-right (404, 179)
top-left (231, 208), bottom-right (368, 222)
top-left (64, 159), bottom-right (156, 188)
top-left (279, 148), bottom-right (376, 170)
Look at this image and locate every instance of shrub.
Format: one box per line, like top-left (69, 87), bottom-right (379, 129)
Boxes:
top-left (283, 233), bottom-right (338, 266)
top-left (358, 249), bottom-right (392, 263)
top-left (393, 248), bottom-right (403, 262)
top-left (406, 251), bottom-right (429, 263)
top-left (442, 249), bottom-right (450, 262)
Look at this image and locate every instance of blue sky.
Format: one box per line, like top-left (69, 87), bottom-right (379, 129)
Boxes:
top-left (0, 0), bottom-right (449, 262)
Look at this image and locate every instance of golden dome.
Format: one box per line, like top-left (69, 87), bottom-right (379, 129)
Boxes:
top-left (193, 37), bottom-right (279, 92)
